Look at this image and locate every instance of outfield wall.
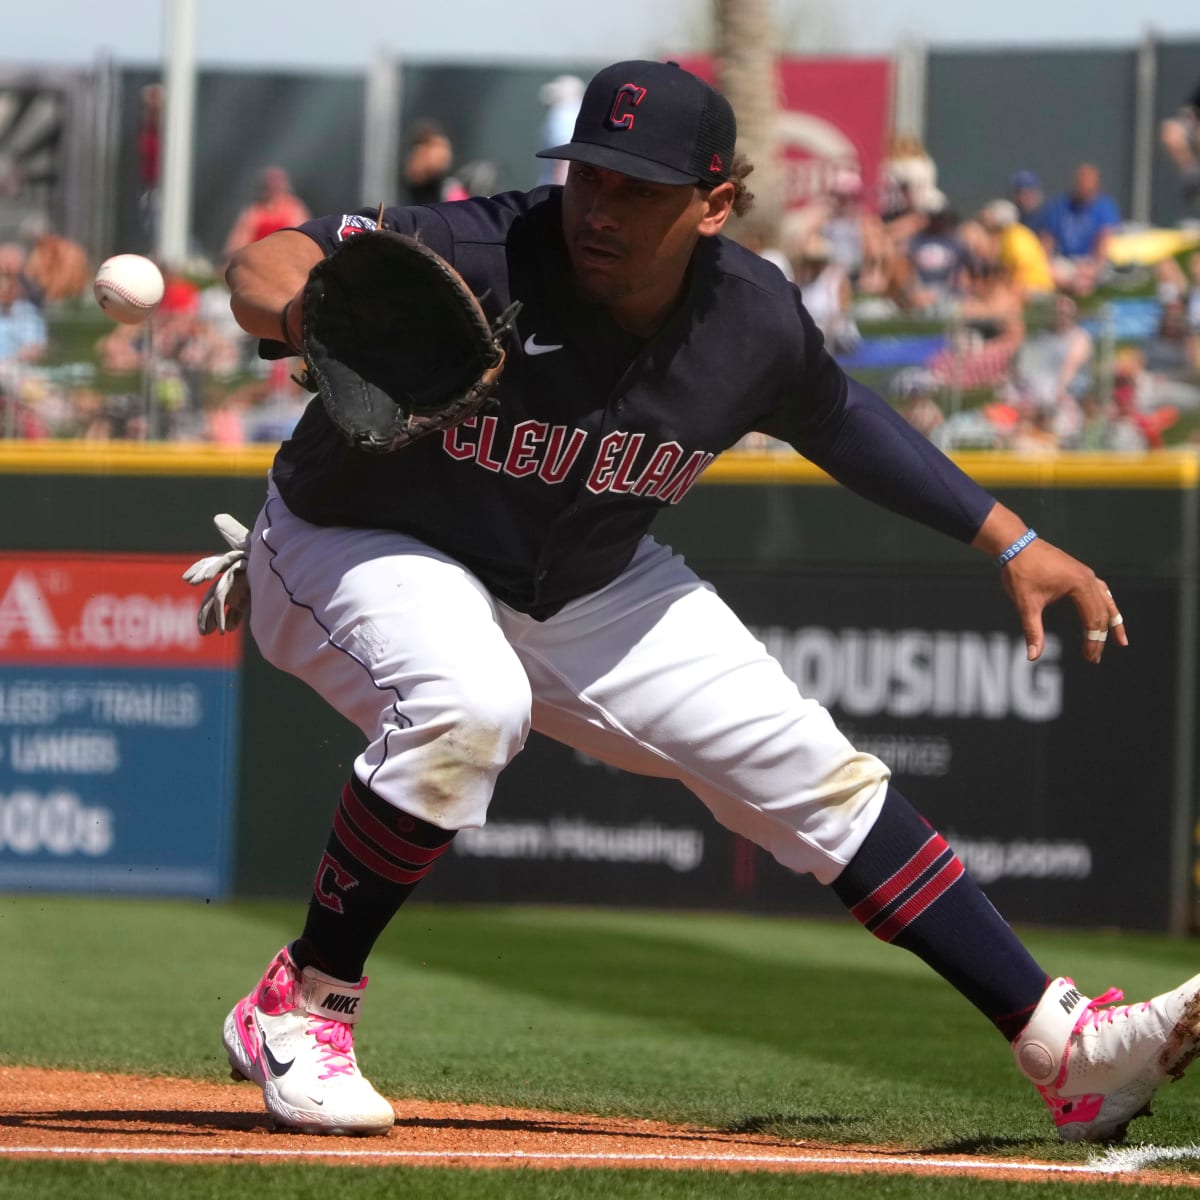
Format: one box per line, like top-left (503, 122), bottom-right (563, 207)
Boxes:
top-left (0, 444), bottom-right (1195, 932)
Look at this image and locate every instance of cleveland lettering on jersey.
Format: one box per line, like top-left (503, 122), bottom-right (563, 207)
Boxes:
top-left (440, 416), bottom-right (713, 504)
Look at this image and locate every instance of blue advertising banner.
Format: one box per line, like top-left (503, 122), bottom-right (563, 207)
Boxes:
top-left (0, 554), bottom-right (242, 898)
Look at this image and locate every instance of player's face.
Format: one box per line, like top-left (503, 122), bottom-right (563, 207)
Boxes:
top-left (562, 162), bottom-right (733, 334)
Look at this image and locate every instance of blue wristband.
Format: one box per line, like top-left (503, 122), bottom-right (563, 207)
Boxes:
top-left (995, 528), bottom-right (1038, 567)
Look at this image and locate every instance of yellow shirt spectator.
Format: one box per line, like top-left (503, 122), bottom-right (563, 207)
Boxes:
top-left (982, 199), bottom-right (1054, 295)
top-left (1000, 222), bottom-right (1055, 295)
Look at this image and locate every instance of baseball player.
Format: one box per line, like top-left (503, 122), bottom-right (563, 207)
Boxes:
top-left (212, 60), bottom-right (1199, 1141)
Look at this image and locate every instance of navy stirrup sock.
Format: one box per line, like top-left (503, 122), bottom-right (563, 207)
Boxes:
top-left (832, 786), bottom-right (1048, 1040)
top-left (292, 775), bottom-right (455, 983)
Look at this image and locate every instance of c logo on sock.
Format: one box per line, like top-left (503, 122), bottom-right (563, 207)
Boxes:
top-left (313, 850), bottom-right (359, 914)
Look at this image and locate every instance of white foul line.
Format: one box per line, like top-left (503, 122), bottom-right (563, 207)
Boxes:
top-left (1089, 1143), bottom-right (1200, 1173)
top-left (6, 1144), bottom-right (1195, 1174)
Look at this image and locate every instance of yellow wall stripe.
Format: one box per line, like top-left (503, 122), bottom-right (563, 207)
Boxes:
top-left (0, 442), bottom-right (1195, 489)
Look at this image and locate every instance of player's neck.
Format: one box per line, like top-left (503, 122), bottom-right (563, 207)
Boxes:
top-left (606, 268), bottom-right (692, 338)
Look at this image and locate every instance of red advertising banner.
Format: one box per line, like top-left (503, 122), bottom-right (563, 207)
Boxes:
top-left (677, 56), bottom-right (892, 211)
top-left (0, 553), bottom-right (241, 668)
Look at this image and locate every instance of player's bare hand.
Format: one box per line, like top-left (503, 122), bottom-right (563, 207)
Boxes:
top-left (999, 539), bottom-right (1128, 664)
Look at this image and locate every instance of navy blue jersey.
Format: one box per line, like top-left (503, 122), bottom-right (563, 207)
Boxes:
top-left (270, 188), bottom-right (993, 618)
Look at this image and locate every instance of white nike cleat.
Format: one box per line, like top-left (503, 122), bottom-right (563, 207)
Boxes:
top-left (1013, 973), bottom-right (1200, 1143)
top-left (223, 945), bottom-right (395, 1135)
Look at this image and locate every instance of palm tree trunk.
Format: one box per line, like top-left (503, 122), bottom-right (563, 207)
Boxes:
top-left (713, 0), bottom-right (784, 243)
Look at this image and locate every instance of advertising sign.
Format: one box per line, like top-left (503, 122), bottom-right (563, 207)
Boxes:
top-left (425, 568), bottom-right (1178, 931)
top-left (0, 554), bottom-right (241, 898)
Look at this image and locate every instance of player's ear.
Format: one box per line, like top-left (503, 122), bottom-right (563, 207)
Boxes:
top-left (697, 181), bottom-right (735, 238)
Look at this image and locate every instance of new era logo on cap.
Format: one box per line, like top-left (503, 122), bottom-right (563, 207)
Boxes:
top-left (537, 60), bottom-right (737, 187)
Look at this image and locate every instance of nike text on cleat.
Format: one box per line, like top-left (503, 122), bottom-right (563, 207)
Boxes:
top-left (524, 333), bottom-right (564, 356)
top-left (1013, 973), bottom-right (1200, 1143)
top-left (223, 945), bottom-right (395, 1136)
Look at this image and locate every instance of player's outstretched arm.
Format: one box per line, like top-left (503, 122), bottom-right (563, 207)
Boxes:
top-left (788, 374), bottom-right (1127, 666)
top-left (972, 501), bottom-right (1128, 665)
top-left (225, 228), bottom-right (324, 349)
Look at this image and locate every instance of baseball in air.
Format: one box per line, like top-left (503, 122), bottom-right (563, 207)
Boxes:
top-left (93, 254), bottom-right (165, 324)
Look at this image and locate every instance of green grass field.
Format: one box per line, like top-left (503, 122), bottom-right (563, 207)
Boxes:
top-left (5, 895), bottom-right (1200, 1196)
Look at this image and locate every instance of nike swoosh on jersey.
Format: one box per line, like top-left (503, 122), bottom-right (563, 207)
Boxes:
top-left (524, 334), bottom-right (564, 356)
top-left (257, 1020), bottom-right (295, 1077)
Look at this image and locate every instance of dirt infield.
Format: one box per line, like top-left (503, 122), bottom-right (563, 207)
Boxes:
top-left (2, 1066), bottom-right (1199, 1186)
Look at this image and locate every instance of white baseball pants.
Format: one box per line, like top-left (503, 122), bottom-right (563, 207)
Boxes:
top-left (248, 483), bottom-right (889, 883)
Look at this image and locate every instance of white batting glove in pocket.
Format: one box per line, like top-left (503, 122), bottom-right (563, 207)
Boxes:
top-left (182, 512), bottom-right (251, 635)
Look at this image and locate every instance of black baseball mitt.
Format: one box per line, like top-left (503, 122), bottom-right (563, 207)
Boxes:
top-left (299, 228), bottom-right (521, 453)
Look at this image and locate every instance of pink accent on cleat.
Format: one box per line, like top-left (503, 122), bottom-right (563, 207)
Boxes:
top-left (222, 944), bottom-right (394, 1136)
top-left (1014, 973), bottom-right (1200, 1143)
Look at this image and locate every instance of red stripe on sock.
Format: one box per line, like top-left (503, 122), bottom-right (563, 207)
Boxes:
top-left (332, 808), bottom-right (437, 885)
top-left (850, 833), bottom-right (947, 924)
top-left (341, 783), bottom-right (451, 865)
top-left (871, 857), bottom-right (965, 943)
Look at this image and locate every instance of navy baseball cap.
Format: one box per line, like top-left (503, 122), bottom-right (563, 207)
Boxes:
top-left (1009, 169), bottom-right (1041, 192)
top-left (537, 60), bottom-right (736, 186)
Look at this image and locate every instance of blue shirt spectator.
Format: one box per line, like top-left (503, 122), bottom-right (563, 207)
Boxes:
top-left (1039, 163), bottom-right (1120, 260)
top-left (0, 270), bottom-right (46, 362)
top-left (1009, 169), bottom-right (1046, 235)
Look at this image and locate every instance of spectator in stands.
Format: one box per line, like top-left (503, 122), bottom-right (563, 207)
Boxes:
top-left (1143, 299), bottom-right (1199, 379)
top-left (880, 136), bottom-right (939, 258)
top-left (0, 242), bottom-right (41, 307)
top-left (880, 176), bottom-right (924, 245)
top-left (223, 167), bottom-right (311, 265)
top-left (1009, 293), bottom-right (1093, 446)
top-left (978, 199), bottom-right (1055, 301)
top-left (1188, 252), bottom-right (1200, 334)
top-left (202, 386), bottom-right (248, 446)
top-left (890, 366), bottom-right (945, 445)
top-left (792, 231), bottom-right (859, 354)
top-left (1156, 250), bottom-right (1200, 333)
top-left (0, 258), bottom-right (50, 440)
top-left (928, 259), bottom-right (1024, 394)
top-left (19, 214), bottom-right (89, 305)
top-left (881, 135), bottom-right (939, 222)
top-left (0, 259), bottom-right (46, 367)
top-left (537, 74), bottom-right (585, 187)
top-left (1110, 351), bottom-right (1179, 450)
top-left (900, 196), bottom-right (965, 315)
top-left (67, 387), bottom-right (119, 440)
top-left (1160, 77), bottom-right (1200, 207)
top-left (0, 380), bottom-right (51, 439)
top-left (1006, 395), bottom-right (1060, 456)
top-left (816, 168), bottom-right (892, 299)
top-left (935, 397), bottom-right (1013, 452)
top-left (957, 256), bottom-right (1025, 344)
top-left (402, 119), bottom-right (470, 206)
top-left (1135, 300), bottom-right (1200, 420)
top-left (1039, 163), bottom-right (1121, 297)
top-left (95, 321), bottom-right (148, 374)
top-left (1009, 169), bottom-right (1047, 235)
top-left (137, 84), bottom-right (164, 253)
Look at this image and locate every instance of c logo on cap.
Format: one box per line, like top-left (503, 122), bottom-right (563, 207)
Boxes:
top-left (608, 84), bottom-right (647, 130)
